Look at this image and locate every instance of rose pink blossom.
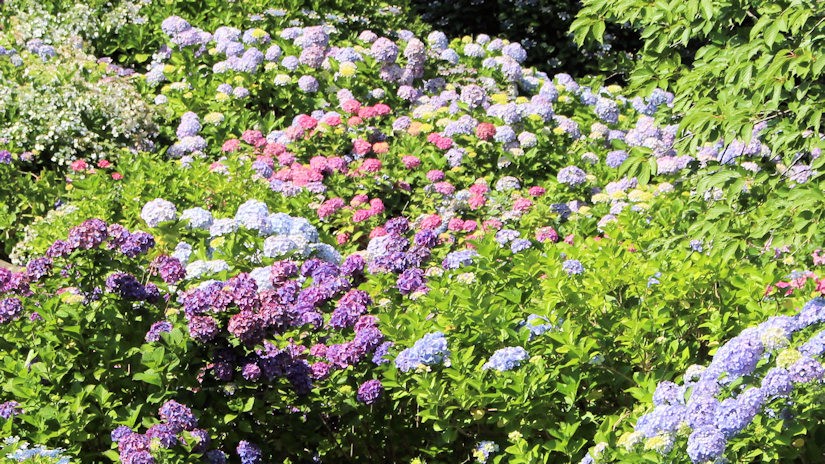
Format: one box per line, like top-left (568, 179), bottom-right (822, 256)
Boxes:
top-left (353, 139), bottom-right (372, 156)
top-left (528, 186), bottom-right (546, 197)
top-left (512, 197), bottom-right (533, 212)
top-left (483, 219), bottom-right (503, 231)
top-left (420, 214), bottom-right (442, 230)
top-left (222, 139), bottom-right (241, 152)
top-left (277, 153), bottom-right (296, 166)
top-left (297, 114), bottom-right (318, 130)
top-left (369, 226), bottom-right (387, 238)
top-left (476, 122), bottom-right (496, 140)
top-left (361, 158), bottom-right (382, 173)
top-left (350, 194), bottom-right (369, 207)
top-left (426, 170), bottom-right (445, 182)
top-left (469, 183), bottom-right (489, 195)
top-left (447, 218), bottom-right (464, 232)
top-left (336, 233), bottom-right (350, 245)
top-left (358, 106), bottom-right (378, 119)
top-left (434, 181), bottom-right (455, 195)
top-left (369, 198), bottom-right (385, 213)
top-left (241, 130), bottom-right (264, 145)
top-left (373, 103), bottom-right (391, 115)
top-left (70, 159), bottom-right (89, 172)
top-left (353, 210), bottom-right (371, 222)
top-left (468, 195), bottom-right (486, 209)
top-left (402, 156), bottom-right (421, 169)
top-left (536, 226), bottom-right (559, 242)
top-left (342, 99), bottom-right (361, 114)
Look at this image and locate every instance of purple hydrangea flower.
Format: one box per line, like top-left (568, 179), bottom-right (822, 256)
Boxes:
top-left (356, 379), bottom-right (383, 404)
top-left (562, 259), bottom-right (584, 275)
top-left (237, 440), bottom-right (261, 464)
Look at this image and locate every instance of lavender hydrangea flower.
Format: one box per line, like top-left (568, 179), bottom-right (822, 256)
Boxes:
top-left (176, 112), bottom-right (201, 138)
top-left (293, 74), bottom-right (318, 92)
top-left (606, 150), bottom-right (628, 168)
top-left (557, 166), bottom-right (587, 187)
top-left (141, 199), bottom-right (178, 227)
top-left (442, 250), bottom-right (478, 270)
top-left (369, 37), bottom-right (398, 63)
top-left (562, 259), bottom-right (584, 275)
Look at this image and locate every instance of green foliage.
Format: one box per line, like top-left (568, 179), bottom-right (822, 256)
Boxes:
top-left (572, 0), bottom-right (825, 157)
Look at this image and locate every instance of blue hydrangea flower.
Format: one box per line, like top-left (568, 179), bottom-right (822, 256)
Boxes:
top-left (235, 200), bottom-right (270, 232)
top-left (483, 347), bottom-right (528, 371)
top-left (395, 332), bottom-right (450, 372)
top-left (442, 250), bottom-right (479, 270)
top-left (562, 259), bottom-right (584, 275)
top-left (686, 426), bottom-right (726, 463)
top-left (180, 207), bottom-right (213, 230)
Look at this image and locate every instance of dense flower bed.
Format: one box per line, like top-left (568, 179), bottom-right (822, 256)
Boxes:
top-left (1, 1), bottom-right (825, 463)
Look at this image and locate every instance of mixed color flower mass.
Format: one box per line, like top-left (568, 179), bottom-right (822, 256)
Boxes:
top-left (0, 1), bottom-right (824, 463)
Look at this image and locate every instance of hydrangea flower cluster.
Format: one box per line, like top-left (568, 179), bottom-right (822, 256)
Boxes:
top-left (618, 298), bottom-right (825, 463)
top-left (482, 346), bottom-right (529, 372)
top-left (395, 332), bottom-right (451, 372)
top-left (111, 400), bottom-right (218, 464)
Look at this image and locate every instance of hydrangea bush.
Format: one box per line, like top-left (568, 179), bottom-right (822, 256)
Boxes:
top-left (2, 1), bottom-right (825, 464)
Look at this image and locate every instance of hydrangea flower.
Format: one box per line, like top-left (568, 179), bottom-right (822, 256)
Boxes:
top-left (562, 259), bottom-right (584, 275)
top-left (483, 347), bottom-right (529, 371)
top-left (395, 332), bottom-right (450, 372)
top-left (141, 199), bottom-right (178, 227)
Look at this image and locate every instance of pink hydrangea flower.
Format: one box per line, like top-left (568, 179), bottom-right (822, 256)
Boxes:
top-left (512, 197), bottom-right (533, 212)
top-left (352, 139), bottom-right (372, 156)
top-left (361, 158), bottom-right (382, 173)
top-left (434, 181), bottom-right (455, 196)
top-left (297, 114), bottom-right (318, 130)
top-left (528, 186), bottom-right (546, 197)
top-left (468, 195), bottom-right (486, 210)
top-left (536, 226), bottom-right (559, 242)
top-left (70, 159), bottom-right (89, 172)
top-left (426, 170), bottom-right (445, 182)
top-left (373, 103), bottom-right (391, 116)
top-left (447, 218), bottom-right (464, 232)
top-left (402, 156), bottom-right (421, 169)
top-left (469, 183), bottom-right (489, 195)
top-left (353, 209), bottom-right (371, 222)
top-left (369, 198), bottom-right (385, 213)
top-left (420, 214), bottom-right (442, 230)
top-left (476, 122), bottom-right (496, 140)
top-left (483, 219), bottom-right (503, 231)
top-left (351, 194), bottom-right (369, 207)
top-left (277, 153), bottom-right (296, 166)
top-left (342, 99), bottom-right (361, 114)
top-left (241, 130), bottom-right (264, 145)
top-left (222, 139), bottom-right (241, 152)
top-left (369, 226), bottom-right (387, 238)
